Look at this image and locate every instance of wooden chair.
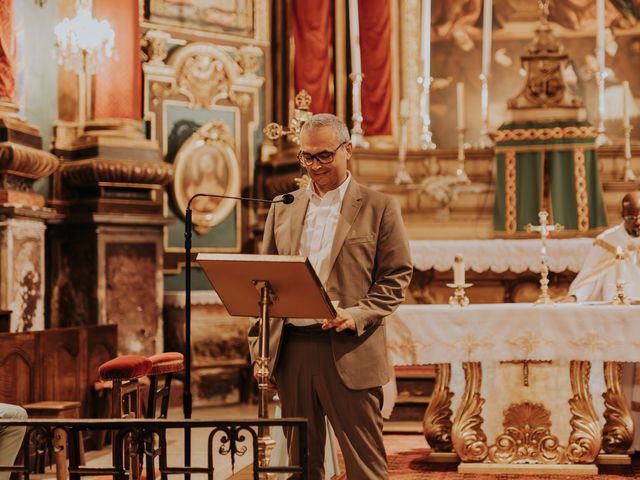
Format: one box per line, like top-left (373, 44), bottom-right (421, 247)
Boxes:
top-left (144, 352), bottom-right (184, 480)
top-left (98, 355), bottom-right (152, 480)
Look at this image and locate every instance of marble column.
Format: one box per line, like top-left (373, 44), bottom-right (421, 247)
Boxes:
top-left (0, 0), bottom-right (60, 332)
top-left (49, 0), bottom-right (173, 355)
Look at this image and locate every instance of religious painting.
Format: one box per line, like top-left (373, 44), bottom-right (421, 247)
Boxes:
top-left (147, 0), bottom-right (254, 38)
top-left (427, 0), bottom-right (640, 147)
top-left (171, 121), bottom-right (241, 235)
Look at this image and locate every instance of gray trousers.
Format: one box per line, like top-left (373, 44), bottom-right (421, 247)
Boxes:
top-left (274, 326), bottom-right (387, 480)
top-left (0, 403), bottom-right (27, 480)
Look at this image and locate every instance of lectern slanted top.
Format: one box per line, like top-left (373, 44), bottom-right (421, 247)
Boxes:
top-left (196, 253), bottom-right (337, 319)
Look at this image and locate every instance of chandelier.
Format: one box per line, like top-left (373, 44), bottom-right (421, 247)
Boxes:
top-left (54, 0), bottom-right (114, 126)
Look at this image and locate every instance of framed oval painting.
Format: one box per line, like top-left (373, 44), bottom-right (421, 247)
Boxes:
top-left (172, 121), bottom-right (241, 235)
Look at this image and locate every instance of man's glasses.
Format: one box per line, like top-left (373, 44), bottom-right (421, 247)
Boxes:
top-left (298, 141), bottom-right (347, 166)
top-left (624, 215), bottom-right (640, 223)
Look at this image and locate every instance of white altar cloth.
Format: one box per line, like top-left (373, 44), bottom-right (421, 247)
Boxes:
top-left (410, 238), bottom-right (593, 273)
top-left (386, 303), bottom-right (640, 364)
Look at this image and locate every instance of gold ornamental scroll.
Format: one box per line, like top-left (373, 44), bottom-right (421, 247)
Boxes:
top-left (602, 361), bottom-right (634, 454)
top-left (566, 360), bottom-right (601, 463)
top-left (451, 362), bottom-right (488, 462)
top-left (423, 363), bottom-right (454, 452)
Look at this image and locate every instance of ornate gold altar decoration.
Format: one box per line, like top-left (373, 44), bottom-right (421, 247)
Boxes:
top-left (602, 362), bottom-right (634, 454)
top-left (423, 363), bottom-right (454, 452)
top-left (572, 148), bottom-right (590, 232)
top-left (263, 90), bottom-right (313, 145)
top-left (451, 362), bottom-right (488, 462)
top-left (60, 158), bottom-right (173, 187)
top-left (506, 0), bottom-right (582, 113)
top-left (505, 150), bottom-right (517, 233)
top-left (171, 121), bottom-right (241, 235)
top-left (488, 401), bottom-right (565, 464)
top-left (150, 42), bottom-right (258, 110)
top-left (566, 361), bottom-right (601, 463)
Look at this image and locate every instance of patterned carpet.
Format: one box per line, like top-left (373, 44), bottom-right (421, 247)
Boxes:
top-left (334, 435), bottom-right (640, 479)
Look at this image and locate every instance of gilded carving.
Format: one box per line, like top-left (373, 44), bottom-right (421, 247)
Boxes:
top-left (142, 30), bottom-right (170, 65)
top-left (602, 361), bottom-right (634, 454)
top-left (0, 142), bottom-right (60, 179)
top-left (237, 46), bottom-right (261, 76)
top-left (177, 54), bottom-right (231, 108)
top-left (423, 363), bottom-right (454, 452)
top-left (494, 125), bottom-right (597, 143)
top-left (566, 360), bottom-right (601, 463)
top-left (573, 148), bottom-right (589, 232)
top-left (505, 150), bottom-right (517, 234)
top-left (451, 362), bottom-right (488, 462)
top-left (488, 402), bottom-right (565, 464)
top-left (60, 158), bottom-right (174, 187)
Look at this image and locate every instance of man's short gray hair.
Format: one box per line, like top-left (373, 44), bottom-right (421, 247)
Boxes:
top-left (300, 113), bottom-right (350, 143)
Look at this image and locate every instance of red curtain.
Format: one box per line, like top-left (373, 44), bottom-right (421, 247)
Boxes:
top-left (94, 0), bottom-right (141, 120)
top-left (359, 0), bottom-right (392, 135)
top-left (0, 1), bottom-right (16, 101)
top-left (291, 0), bottom-right (334, 114)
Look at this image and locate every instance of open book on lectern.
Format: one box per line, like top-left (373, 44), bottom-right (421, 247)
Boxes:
top-left (196, 253), bottom-right (337, 319)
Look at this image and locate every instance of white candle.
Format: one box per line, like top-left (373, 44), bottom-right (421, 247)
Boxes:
top-left (481, 0), bottom-right (492, 78)
top-left (349, 0), bottom-right (362, 75)
top-left (596, 0), bottom-right (605, 73)
top-left (453, 254), bottom-right (465, 285)
top-left (615, 245), bottom-right (624, 284)
top-left (623, 80), bottom-right (631, 128)
top-left (456, 82), bottom-right (465, 130)
top-left (421, 0), bottom-right (431, 80)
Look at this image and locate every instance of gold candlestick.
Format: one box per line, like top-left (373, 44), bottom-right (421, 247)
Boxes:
top-left (612, 281), bottom-right (630, 305)
top-left (447, 282), bottom-right (473, 307)
top-left (534, 261), bottom-right (554, 305)
top-left (612, 247), bottom-right (630, 305)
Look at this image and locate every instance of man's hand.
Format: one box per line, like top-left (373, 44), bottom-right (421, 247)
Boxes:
top-left (322, 307), bottom-right (356, 332)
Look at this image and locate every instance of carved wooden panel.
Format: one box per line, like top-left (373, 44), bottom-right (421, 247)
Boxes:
top-left (40, 328), bottom-right (81, 402)
top-left (0, 333), bottom-right (36, 404)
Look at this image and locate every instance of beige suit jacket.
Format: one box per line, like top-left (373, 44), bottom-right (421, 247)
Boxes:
top-left (249, 179), bottom-right (413, 390)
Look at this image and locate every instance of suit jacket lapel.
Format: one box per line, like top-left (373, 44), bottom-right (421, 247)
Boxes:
top-left (288, 191), bottom-right (309, 255)
top-left (327, 180), bottom-right (363, 274)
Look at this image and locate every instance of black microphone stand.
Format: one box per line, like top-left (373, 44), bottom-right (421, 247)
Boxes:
top-left (182, 192), bottom-right (292, 474)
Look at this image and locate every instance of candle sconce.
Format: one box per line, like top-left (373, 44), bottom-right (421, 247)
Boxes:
top-left (612, 247), bottom-right (631, 305)
top-left (263, 90), bottom-right (313, 144)
top-left (456, 127), bottom-right (469, 181)
top-left (478, 73), bottom-right (493, 148)
top-left (419, 75), bottom-right (436, 150)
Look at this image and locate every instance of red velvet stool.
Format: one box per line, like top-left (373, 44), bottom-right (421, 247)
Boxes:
top-left (99, 355), bottom-right (152, 480)
top-left (146, 352), bottom-right (184, 419)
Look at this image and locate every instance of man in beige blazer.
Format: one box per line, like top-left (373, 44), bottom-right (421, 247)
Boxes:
top-left (249, 114), bottom-right (412, 479)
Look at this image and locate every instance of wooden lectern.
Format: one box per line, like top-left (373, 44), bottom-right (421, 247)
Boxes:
top-left (196, 253), bottom-right (336, 469)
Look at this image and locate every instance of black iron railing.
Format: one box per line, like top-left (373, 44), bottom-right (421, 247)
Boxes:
top-left (0, 418), bottom-right (308, 480)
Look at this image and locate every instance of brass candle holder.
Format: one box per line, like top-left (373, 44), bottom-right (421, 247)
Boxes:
top-left (447, 282), bottom-right (473, 307)
top-left (534, 262), bottom-right (554, 305)
top-left (612, 281), bottom-right (631, 305)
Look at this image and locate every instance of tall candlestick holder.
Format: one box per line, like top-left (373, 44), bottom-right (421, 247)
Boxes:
top-left (478, 73), bottom-right (493, 148)
top-left (623, 124), bottom-right (636, 182)
top-left (350, 72), bottom-right (369, 149)
top-left (418, 75), bottom-right (436, 150)
top-left (534, 261), bottom-right (554, 305)
top-left (456, 127), bottom-right (469, 181)
top-left (395, 112), bottom-right (413, 185)
top-left (595, 69), bottom-right (609, 146)
top-left (447, 282), bottom-right (473, 307)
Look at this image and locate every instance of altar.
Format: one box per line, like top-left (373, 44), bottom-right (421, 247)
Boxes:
top-left (386, 303), bottom-right (640, 474)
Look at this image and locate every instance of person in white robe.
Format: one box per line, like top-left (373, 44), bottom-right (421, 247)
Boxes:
top-left (566, 191), bottom-right (640, 451)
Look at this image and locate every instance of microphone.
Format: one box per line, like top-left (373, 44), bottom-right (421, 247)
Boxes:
top-left (187, 192), bottom-right (294, 209)
top-left (181, 190), bottom-right (294, 443)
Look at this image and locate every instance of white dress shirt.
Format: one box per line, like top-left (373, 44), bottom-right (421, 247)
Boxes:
top-left (287, 172), bottom-right (352, 326)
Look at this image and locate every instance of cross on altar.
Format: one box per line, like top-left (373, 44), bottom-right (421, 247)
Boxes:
top-left (525, 211), bottom-right (564, 304)
top-left (501, 359), bottom-right (552, 386)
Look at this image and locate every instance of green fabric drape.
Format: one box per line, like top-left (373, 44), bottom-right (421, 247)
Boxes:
top-left (493, 120), bottom-right (608, 233)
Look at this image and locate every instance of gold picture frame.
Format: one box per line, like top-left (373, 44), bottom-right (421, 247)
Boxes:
top-left (172, 121), bottom-right (241, 235)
